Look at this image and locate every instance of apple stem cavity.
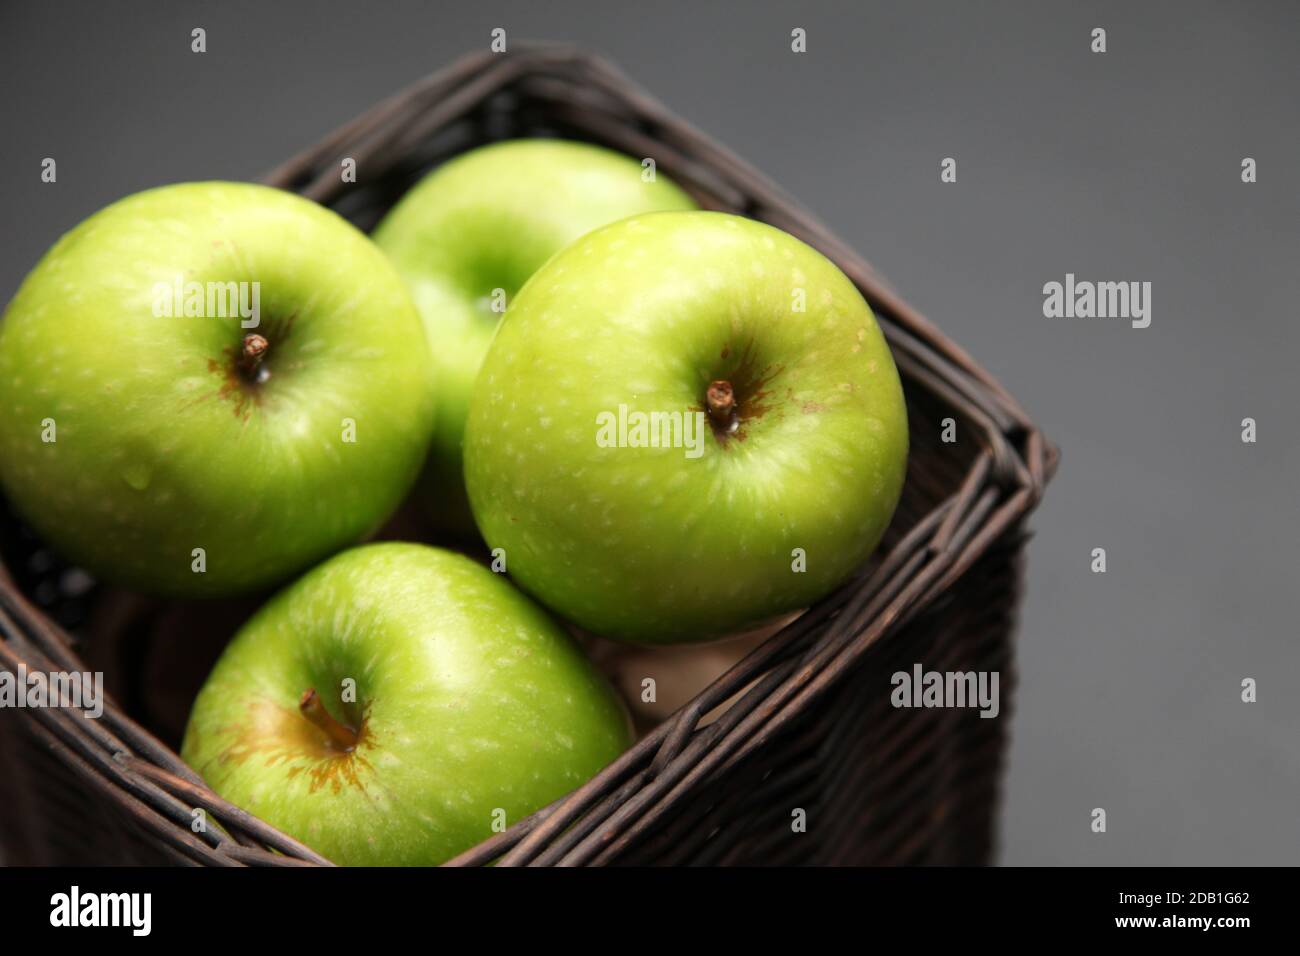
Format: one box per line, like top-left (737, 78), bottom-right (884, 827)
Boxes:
top-left (706, 379), bottom-right (737, 429)
top-left (299, 688), bottom-right (359, 752)
top-left (238, 333), bottom-right (270, 381)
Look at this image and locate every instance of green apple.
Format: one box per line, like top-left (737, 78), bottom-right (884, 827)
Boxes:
top-left (181, 542), bottom-right (631, 866)
top-left (0, 182), bottom-right (434, 597)
top-left (464, 211), bottom-right (909, 644)
top-left (372, 139), bottom-right (697, 532)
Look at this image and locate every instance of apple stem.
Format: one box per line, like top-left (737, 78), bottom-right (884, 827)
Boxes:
top-left (706, 380), bottom-right (736, 427)
top-left (239, 333), bottom-right (270, 376)
top-left (299, 688), bottom-right (359, 752)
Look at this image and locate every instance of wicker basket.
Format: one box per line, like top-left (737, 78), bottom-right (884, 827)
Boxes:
top-left (0, 45), bottom-right (1055, 867)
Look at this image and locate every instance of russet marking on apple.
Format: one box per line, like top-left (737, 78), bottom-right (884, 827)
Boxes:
top-left (299, 687), bottom-right (361, 752)
top-left (209, 695), bottom-right (377, 796)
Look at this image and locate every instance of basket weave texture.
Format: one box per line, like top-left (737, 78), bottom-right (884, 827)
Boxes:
top-left (0, 46), bottom-right (1056, 866)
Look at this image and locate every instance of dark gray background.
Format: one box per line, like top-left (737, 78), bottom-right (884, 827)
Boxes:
top-left (2, 1), bottom-right (1296, 864)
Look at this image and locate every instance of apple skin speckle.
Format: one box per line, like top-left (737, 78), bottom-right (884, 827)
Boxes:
top-left (0, 182), bottom-right (435, 597)
top-left (181, 543), bottom-right (630, 867)
top-left (464, 212), bottom-right (909, 645)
